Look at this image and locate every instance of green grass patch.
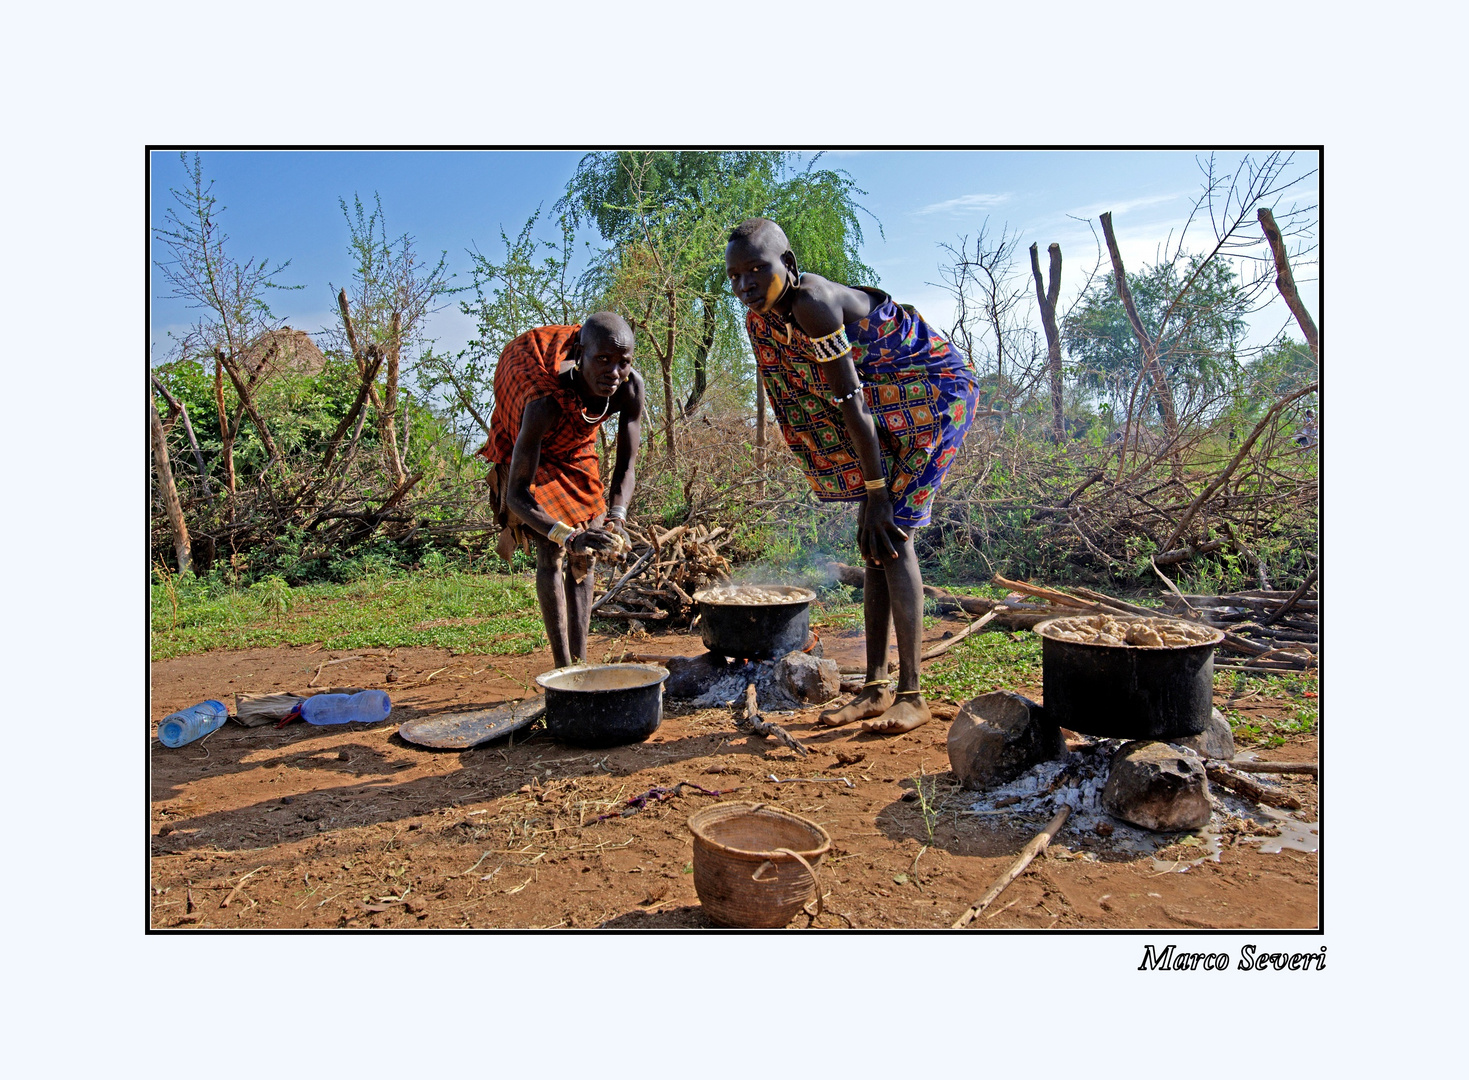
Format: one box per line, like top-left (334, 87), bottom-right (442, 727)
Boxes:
top-left (921, 630), bottom-right (1042, 704)
top-left (151, 569), bottom-right (543, 661)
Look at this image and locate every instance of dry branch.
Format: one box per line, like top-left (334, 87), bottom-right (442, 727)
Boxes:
top-left (739, 682), bottom-right (811, 757)
top-left (952, 804), bottom-right (1072, 928)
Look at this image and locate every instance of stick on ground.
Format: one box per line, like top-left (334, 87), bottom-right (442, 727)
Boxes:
top-left (1205, 764), bottom-right (1303, 809)
top-left (953, 804), bottom-right (1071, 928)
top-left (739, 682), bottom-right (811, 757)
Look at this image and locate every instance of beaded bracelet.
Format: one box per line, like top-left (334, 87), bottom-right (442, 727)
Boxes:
top-left (809, 325), bottom-right (852, 362)
top-left (830, 385), bottom-right (865, 406)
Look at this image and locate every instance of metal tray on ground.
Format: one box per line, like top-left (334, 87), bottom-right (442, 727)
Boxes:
top-left (397, 698), bottom-right (546, 749)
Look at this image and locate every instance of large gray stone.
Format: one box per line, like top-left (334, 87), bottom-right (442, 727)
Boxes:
top-left (946, 691), bottom-right (1064, 791)
top-left (1103, 741), bottom-right (1212, 831)
top-left (773, 651), bottom-right (841, 704)
top-left (1173, 708), bottom-right (1236, 761)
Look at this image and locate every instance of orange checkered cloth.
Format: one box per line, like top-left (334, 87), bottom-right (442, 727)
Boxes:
top-left (478, 326), bottom-right (608, 552)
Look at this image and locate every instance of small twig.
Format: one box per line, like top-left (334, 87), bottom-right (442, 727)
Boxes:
top-left (220, 866), bottom-right (267, 908)
top-left (308, 655), bottom-right (363, 688)
top-left (1150, 557), bottom-right (1199, 617)
top-left (767, 774), bottom-right (854, 789)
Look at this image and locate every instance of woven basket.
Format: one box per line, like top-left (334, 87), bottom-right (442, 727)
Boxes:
top-left (688, 802), bottom-right (832, 928)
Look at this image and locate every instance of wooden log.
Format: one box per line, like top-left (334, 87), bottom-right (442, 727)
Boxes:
top-left (596, 608), bottom-right (669, 621)
top-left (952, 804), bottom-right (1072, 928)
top-left (1224, 760), bottom-right (1317, 777)
top-left (920, 610), bottom-right (998, 661)
top-left (1205, 764), bottom-right (1303, 810)
top-left (1260, 569), bottom-right (1319, 626)
top-left (991, 574), bottom-right (1098, 612)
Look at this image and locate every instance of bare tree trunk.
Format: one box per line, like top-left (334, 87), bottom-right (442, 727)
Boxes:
top-left (754, 368), bottom-right (767, 499)
top-left (152, 375), bottom-right (212, 497)
top-left (380, 310), bottom-right (407, 485)
top-left (215, 348), bottom-right (284, 473)
top-left (150, 395), bottom-right (193, 576)
top-left (1100, 212), bottom-right (1180, 474)
top-left (684, 297), bottom-right (716, 414)
top-left (662, 286), bottom-right (677, 468)
top-left (337, 289), bottom-right (406, 482)
top-left (1258, 208), bottom-right (1319, 363)
top-left (1030, 242), bottom-right (1065, 441)
top-left (213, 360), bottom-right (236, 494)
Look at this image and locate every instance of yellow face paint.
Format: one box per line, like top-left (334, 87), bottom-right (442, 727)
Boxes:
top-left (761, 271), bottom-right (788, 312)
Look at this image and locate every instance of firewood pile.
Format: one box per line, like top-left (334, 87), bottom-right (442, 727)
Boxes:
top-left (1159, 587), bottom-right (1318, 671)
top-left (590, 522), bottom-right (734, 627)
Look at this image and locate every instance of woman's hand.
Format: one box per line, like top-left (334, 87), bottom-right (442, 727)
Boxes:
top-left (859, 490), bottom-right (909, 565)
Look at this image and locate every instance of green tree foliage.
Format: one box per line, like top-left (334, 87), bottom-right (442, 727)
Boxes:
top-left (554, 151), bottom-right (877, 452)
top-left (1062, 256), bottom-right (1248, 419)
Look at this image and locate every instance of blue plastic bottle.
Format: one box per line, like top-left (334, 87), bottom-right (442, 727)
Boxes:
top-left (301, 689), bottom-right (392, 726)
top-left (158, 700), bottom-right (229, 748)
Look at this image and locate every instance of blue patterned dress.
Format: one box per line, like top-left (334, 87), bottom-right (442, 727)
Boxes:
top-left (745, 289), bottom-right (980, 528)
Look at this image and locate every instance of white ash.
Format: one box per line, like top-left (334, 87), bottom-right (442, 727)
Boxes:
top-left (688, 662), bottom-right (803, 712)
top-left (964, 738), bottom-right (1316, 868)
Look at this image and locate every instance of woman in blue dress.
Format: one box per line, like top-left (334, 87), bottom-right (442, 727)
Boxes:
top-left (726, 218), bottom-right (979, 734)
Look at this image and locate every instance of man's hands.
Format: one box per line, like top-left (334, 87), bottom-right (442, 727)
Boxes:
top-left (858, 490), bottom-right (909, 566)
top-left (567, 525), bottom-right (624, 556)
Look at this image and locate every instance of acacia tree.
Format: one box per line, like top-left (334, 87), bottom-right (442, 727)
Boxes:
top-left (153, 152), bottom-right (298, 493)
top-left (558, 151), bottom-right (876, 465)
top-left (419, 208), bottom-right (588, 450)
top-left (329, 194), bottom-right (451, 489)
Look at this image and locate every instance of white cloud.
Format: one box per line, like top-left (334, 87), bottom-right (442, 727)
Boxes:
top-left (914, 192), bottom-right (1011, 216)
top-left (1064, 190), bottom-right (1191, 220)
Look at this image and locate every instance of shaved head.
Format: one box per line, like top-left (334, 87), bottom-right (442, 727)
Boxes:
top-left (581, 311), bottom-right (634, 351)
top-left (727, 217), bottom-right (791, 256)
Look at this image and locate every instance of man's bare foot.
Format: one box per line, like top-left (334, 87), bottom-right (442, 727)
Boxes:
top-left (818, 685), bottom-right (893, 727)
top-left (861, 695), bottom-right (931, 735)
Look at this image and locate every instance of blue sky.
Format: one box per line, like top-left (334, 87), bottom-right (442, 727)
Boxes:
top-left (149, 148), bottom-right (1319, 369)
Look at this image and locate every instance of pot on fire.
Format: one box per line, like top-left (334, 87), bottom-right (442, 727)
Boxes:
top-left (1033, 614), bottom-right (1225, 740)
top-left (692, 585), bottom-right (816, 660)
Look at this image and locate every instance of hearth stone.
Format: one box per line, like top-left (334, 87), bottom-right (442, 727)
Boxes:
top-left (1172, 708), bottom-right (1236, 761)
top-left (946, 691), bottom-right (1065, 791)
top-left (1102, 741), bottom-right (1212, 831)
top-left (773, 651), bottom-right (841, 704)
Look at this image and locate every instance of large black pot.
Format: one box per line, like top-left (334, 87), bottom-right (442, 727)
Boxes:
top-left (694, 585), bottom-right (815, 660)
top-left (1034, 616), bottom-right (1224, 740)
top-left (534, 664), bottom-right (668, 748)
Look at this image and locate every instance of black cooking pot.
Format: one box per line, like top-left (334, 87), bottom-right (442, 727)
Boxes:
top-left (694, 585), bottom-right (815, 660)
top-left (1034, 616), bottom-right (1224, 740)
top-left (534, 663), bottom-right (668, 748)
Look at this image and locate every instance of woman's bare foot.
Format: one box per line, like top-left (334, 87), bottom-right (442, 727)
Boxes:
top-left (861, 694), bottom-right (931, 734)
top-left (818, 685), bottom-right (893, 727)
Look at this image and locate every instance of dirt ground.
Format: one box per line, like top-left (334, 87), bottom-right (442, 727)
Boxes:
top-left (149, 617), bottom-right (1318, 930)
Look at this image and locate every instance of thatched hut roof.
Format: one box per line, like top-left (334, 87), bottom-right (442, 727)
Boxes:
top-left (241, 328), bottom-right (327, 378)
